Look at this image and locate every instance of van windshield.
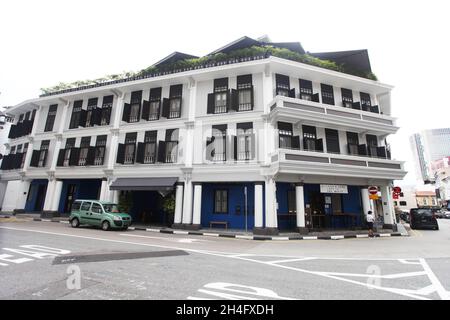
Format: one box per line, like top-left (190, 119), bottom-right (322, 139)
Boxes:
top-left (103, 204), bottom-right (121, 213)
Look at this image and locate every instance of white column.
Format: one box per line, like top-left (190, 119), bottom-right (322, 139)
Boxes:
top-left (264, 177), bottom-right (278, 229)
top-left (380, 185), bottom-right (395, 225)
top-left (361, 187), bottom-right (372, 218)
top-left (174, 183), bottom-right (184, 224)
top-left (43, 179), bottom-right (56, 211)
top-left (182, 180), bottom-right (193, 224)
top-left (22, 140), bottom-right (34, 171)
top-left (50, 180), bottom-right (63, 211)
top-left (254, 182), bottom-right (264, 228)
top-left (192, 183), bottom-right (202, 226)
top-left (295, 184), bottom-right (306, 228)
top-left (50, 135), bottom-right (62, 171)
top-left (99, 179), bottom-right (110, 201)
top-left (107, 130), bottom-right (119, 170)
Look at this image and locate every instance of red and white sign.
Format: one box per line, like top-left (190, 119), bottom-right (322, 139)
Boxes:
top-left (368, 186), bottom-right (378, 195)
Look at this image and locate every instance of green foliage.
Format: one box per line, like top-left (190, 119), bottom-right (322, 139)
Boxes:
top-left (118, 191), bottom-right (133, 214)
top-left (40, 45), bottom-right (378, 95)
top-left (162, 193), bottom-right (175, 215)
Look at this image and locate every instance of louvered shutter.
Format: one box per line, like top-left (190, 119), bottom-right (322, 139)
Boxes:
top-left (292, 136), bottom-right (300, 150)
top-left (377, 147), bottom-right (387, 159)
top-left (157, 141), bottom-right (166, 162)
top-left (250, 133), bottom-right (256, 159)
top-left (207, 93), bottom-right (215, 114)
top-left (1, 155), bottom-right (9, 170)
top-left (79, 110), bottom-right (87, 127)
top-left (233, 136), bottom-right (237, 160)
top-left (92, 108), bottom-right (101, 125)
top-left (358, 144), bottom-right (367, 156)
top-left (116, 144), bottom-right (125, 164)
top-left (30, 150), bottom-right (40, 167)
top-left (122, 103), bottom-right (131, 122)
top-left (86, 147), bottom-right (96, 165)
top-left (57, 149), bottom-right (65, 166)
top-left (142, 100), bottom-right (150, 120)
top-left (69, 148), bottom-right (80, 166)
top-left (352, 102), bottom-right (361, 110)
top-left (136, 142), bottom-right (145, 163)
top-left (229, 89), bottom-right (238, 111)
top-left (316, 139), bottom-right (324, 152)
top-left (371, 105), bottom-right (380, 114)
top-left (312, 93), bottom-right (320, 103)
top-left (250, 85), bottom-right (254, 110)
top-left (289, 88), bottom-right (296, 98)
top-left (8, 125), bottom-right (16, 139)
top-left (162, 98), bottom-right (170, 118)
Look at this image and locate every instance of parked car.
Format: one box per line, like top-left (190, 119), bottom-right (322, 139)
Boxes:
top-left (69, 200), bottom-right (132, 231)
top-left (444, 211), bottom-right (450, 219)
top-left (409, 208), bottom-right (439, 230)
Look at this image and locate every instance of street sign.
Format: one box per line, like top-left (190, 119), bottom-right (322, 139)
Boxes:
top-left (369, 194), bottom-right (379, 200)
top-left (393, 186), bottom-right (402, 193)
top-left (368, 186), bottom-right (378, 195)
top-left (320, 184), bottom-right (348, 194)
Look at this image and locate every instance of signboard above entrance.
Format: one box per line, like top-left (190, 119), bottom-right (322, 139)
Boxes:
top-left (320, 184), bottom-right (348, 194)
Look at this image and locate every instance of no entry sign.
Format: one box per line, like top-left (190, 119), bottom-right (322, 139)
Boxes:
top-left (368, 186), bottom-right (378, 195)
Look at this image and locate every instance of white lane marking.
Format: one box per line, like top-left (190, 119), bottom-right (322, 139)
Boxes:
top-left (419, 258), bottom-right (450, 300)
top-left (0, 225), bottom-right (444, 300)
top-left (0, 254), bottom-right (33, 264)
top-left (120, 233), bottom-right (208, 243)
top-left (398, 259), bottom-right (422, 265)
top-left (267, 257), bottom-right (318, 264)
top-left (314, 271), bottom-right (427, 279)
top-left (188, 282), bottom-right (295, 300)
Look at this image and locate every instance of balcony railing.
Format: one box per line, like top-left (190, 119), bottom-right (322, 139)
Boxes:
top-left (94, 157), bottom-right (104, 166)
top-left (212, 153), bottom-right (226, 162)
top-left (238, 103), bottom-right (252, 111)
top-left (144, 155), bottom-right (156, 164)
top-left (169, 110), bottom-right (181, 118)
top-left (237, 151), bottom-right (252, 161)
top-left (124, 154), bottom-right (134, 164)
top-left (214, 105), bottom-right (227, 114)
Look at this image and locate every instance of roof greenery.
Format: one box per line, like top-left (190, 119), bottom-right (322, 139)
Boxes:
top-left (40, 45), bottom-right (377, 95)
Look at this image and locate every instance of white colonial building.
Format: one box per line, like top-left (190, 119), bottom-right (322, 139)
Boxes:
top-left (0, 37), bottom-right (406, 234)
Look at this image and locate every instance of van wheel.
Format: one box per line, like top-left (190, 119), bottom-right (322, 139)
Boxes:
top-left (70, 218), bottom-right (80, 228)
top-left (122, 226), bottom-right (128, 231)
top-left (410, 223), bottom-right (415, 230)
top-left (102, 221), bottom-right (110, 231)
top-left (435, 226), bottom-right (439, 230)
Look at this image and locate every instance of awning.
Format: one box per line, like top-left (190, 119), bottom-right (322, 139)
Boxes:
top-left (110, 177), bottom-right (178, 191)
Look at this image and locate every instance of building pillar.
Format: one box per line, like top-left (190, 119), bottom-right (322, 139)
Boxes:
top-left (50, 180), bottom-right (63, 212)
top-left (99, 179), bottom-right (110, 201)
top-left (191, 183), bottom-right (202, 229)
top-left (172, 182), bottom-right (184, 227)
top-left (255, 176), bottom-right (278, 235)
top-left (42, 179), bottom-right (60, 217)
top-left (253, 182), bottom-right (264, 231)
top-left (380, 185), bottom-right (396, 229)
top-left (295, 183), bottom-right (308, 234)
top-left (111, 190), bottom-right (120, 204)
top-left (181, 179), bottom-right (193, 225)
top-left (361, 187), bottom-right (372, 217)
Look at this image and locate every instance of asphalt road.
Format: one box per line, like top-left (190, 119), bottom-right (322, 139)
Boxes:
top-left (0, 217), bottom-right (449, 300)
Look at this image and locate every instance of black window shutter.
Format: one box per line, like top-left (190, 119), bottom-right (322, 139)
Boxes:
top-left (79, 109), bottom-right (87, 127)
top-left (312, 93), bottom-right (320, 103)
top-left (57, 149), bottom-right (65, 166)
top-left (207, 93), bottom-right (215, 114)
top-left (0, 155), bottom-right (8, 170)
top-left (358, 144), bottom-right (368, 156)
top-left (157, 141), bottom-right (166, 162)
top-left (122, 103), bottom-right (131, 122)
top-left (142, 100), bottom-right (150, 121)
top-left (230, 89), bottom-right (238, 111)
top-left (162, 98), bottom-right (170, 118)
top-left (292, 136), bottom-right (300, 149)
top-left (116, 143), bottom-right (125, 164)
top-left (352, 102), bottom-right (361, 110)
top-left (86, 147), bottom-right (96, 165)
top-left (92, 108), bottom-right (101, 126)
top-left (316, 139), bottom-right (324, 152)
top-left (30, 150), bottom-right (40, 167)
top-left (226, 90), bottom-right (231, 112)
top-left (289, 88), bottom-right (296, 98)
top-left (377, 146), bottom-right (387, 159)
top-left (136, 142), bottom-right (145, 163)
top-left (250, 85), bottom-right (254, 110)
top-left (233, 136), bottom-right (237, 160)
top-left (371, 105), bottom-right (380, 114)
top-left (8, 125), bottom-right (16, 139)
top-left (69, 148), bottom-right (80, 166)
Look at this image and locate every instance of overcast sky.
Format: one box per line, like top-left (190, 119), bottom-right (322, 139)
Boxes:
top-left (1, 0), bottom-right (449, 185)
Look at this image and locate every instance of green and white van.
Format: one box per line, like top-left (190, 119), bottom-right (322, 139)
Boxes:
top-left (69, 200), bottom-right (132, 231)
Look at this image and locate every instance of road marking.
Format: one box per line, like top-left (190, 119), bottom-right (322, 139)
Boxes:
top-left (0, 225), bottom-right (447, 300)
top-left (0, 244), bottom-right (71, 267)
top-left (419, 258), bottom-right (450, 300)
top-left (188, 282), bottom-right (296, 300)
top-left (267, 257), bottom-right (317, 264)
top-left (119, 233), bottom-right (208, 243)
